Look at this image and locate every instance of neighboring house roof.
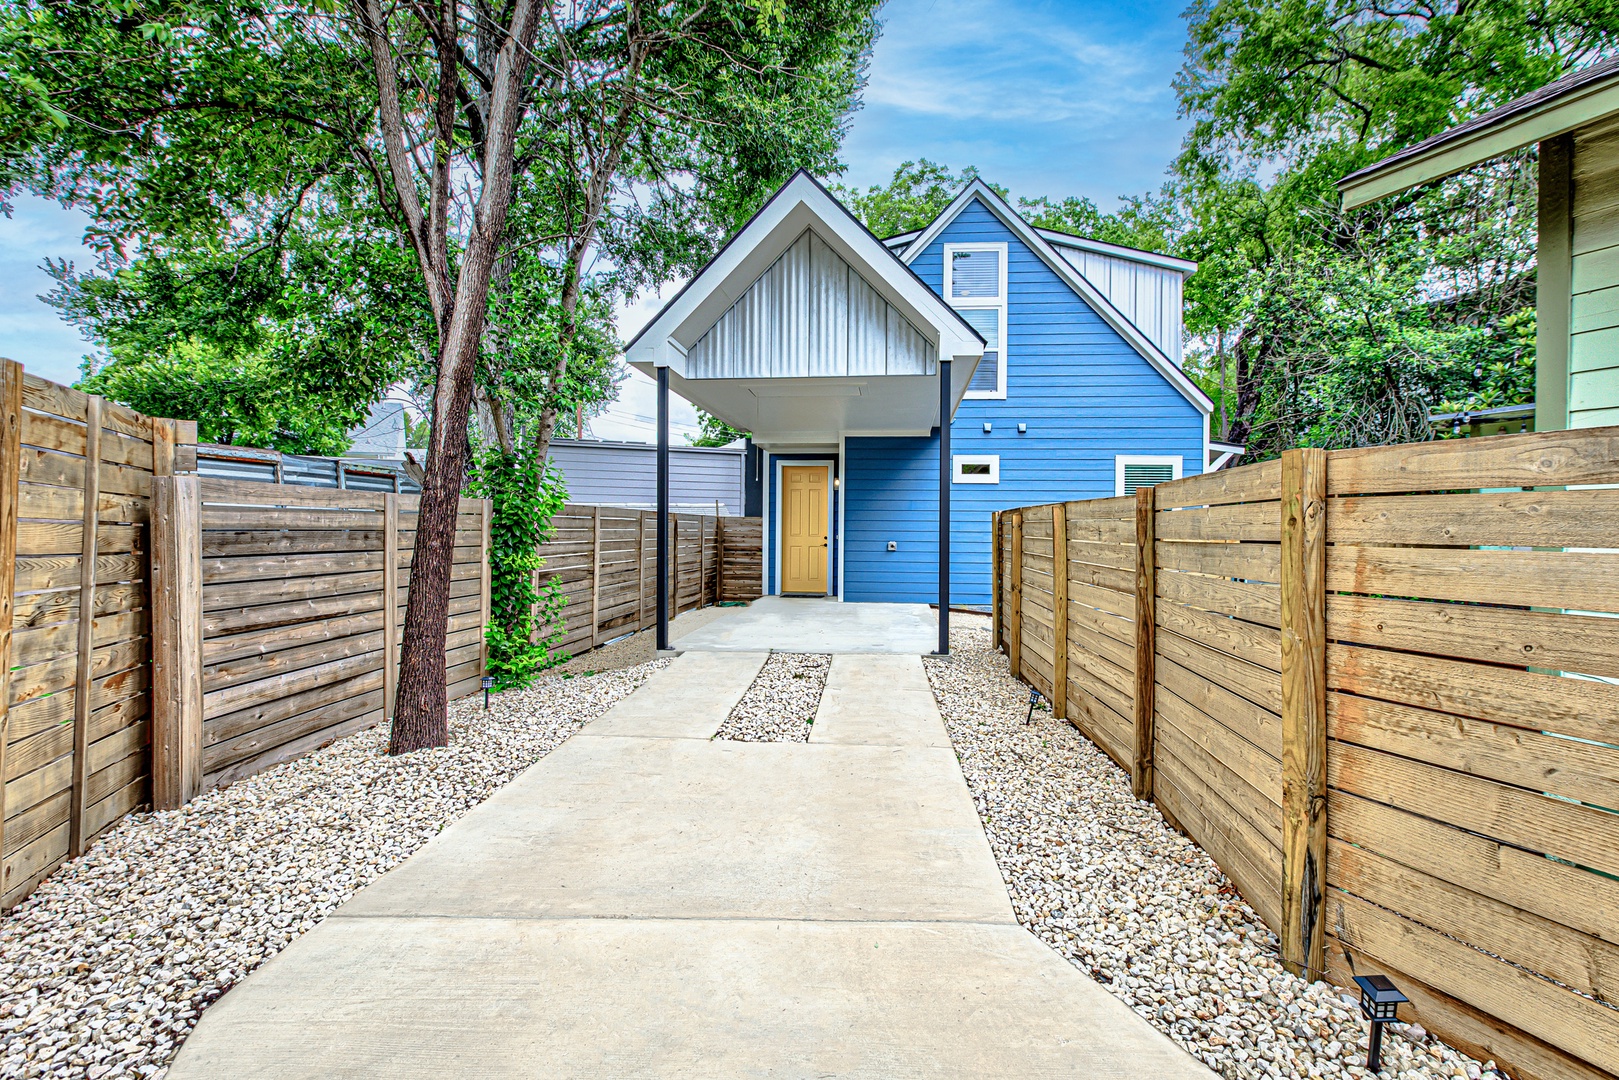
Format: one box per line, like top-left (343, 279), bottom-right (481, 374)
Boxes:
top-left (1339, 56), bottom-right (1619, 209)
top-left (895, 179), bottom-right (1213, 415)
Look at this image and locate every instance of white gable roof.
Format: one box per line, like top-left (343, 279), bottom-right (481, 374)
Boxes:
top-left (891, 181), bottom-right (1213, 415)
top-left (626, 171), bottom-right (984, 380)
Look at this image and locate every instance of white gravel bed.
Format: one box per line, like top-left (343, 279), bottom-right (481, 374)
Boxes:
top-left (714, 652), bottom-right (830, 742)
top-left (925, 616), bottom-right (1502, 1080)
top-left (0, 660), bottom-right (668, 1080)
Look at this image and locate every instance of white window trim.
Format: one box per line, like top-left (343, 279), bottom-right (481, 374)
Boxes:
top-left (1115, 454), bottom-right (1182, 497)
top-left (953, 454), bottom-right (1000, 484)
top-left (943, 242), bottom-right (1008, 401)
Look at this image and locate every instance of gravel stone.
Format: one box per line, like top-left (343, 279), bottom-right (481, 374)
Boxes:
top-left (0, 660), bottom-right (667, 1080)
top-left (925, 615), bottom-right (1506, 1080)
top-left (714, 652), bottom-right (830, 742)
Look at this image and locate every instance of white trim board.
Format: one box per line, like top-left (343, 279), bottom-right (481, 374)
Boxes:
top-left (773, 457), bottom-right (836, 597)
top-left (900, 181), bottom-right (1214, 418)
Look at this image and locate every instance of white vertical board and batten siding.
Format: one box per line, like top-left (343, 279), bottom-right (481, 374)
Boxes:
top-left (684, 229), bottom-right (936, 380)
top-left (1571, 115), bottom-right (1619, 428)
top-left (1049, 243), bottom-right (1187, 366)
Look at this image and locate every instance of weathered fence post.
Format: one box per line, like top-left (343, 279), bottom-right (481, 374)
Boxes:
top-left (383, 493), bottom-right (399, 718)
top-left (1280, 447), bottom-right (1328, 980)
top-left (68, 398), bottom-right (102, 856)
top-left (151, 475), bottom-right (203, 810)
top-left (1051, 503), bottom-right (1069, 720)
top-left (638, 511), bottom-right (648, 629)
top-left (991, 511), bottom-right (1003, 652)
top-left (0, 359), bottom-right (23, 864)
top-left (589, 505), bottom-right (602, 647)
top-left (1008, 510), bottom-right (1024, 679)
top-left (480, 498), bottom-right (493, 675)
top-left (1132, 484), bottom-right (1157, 800)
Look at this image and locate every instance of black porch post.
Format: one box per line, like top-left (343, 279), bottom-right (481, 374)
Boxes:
top-left (937, 359), bottom-right (951, 655)
top-left (656, 364), bottom-right (670, 652)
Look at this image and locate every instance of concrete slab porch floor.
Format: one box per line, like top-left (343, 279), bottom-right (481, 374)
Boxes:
top-left (671, 595), bottom-right (939, 654)
top-left (167, 652), bottom-right (1212, 1079)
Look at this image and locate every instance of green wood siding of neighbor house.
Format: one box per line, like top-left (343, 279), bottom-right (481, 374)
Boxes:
top-left (1542, 116), bottom-right (1619, 432)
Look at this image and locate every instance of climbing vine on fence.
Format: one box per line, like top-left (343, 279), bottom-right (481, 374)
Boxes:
top-left (469, 444), bottom-right (570, 689)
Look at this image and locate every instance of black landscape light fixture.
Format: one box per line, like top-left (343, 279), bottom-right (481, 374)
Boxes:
top-left (1025, 686), bottom-right (1042, 725)
top-left (481, 675), bottom-right (495, 710)
top-left (1353, 974), bottom-right (1408, 1072)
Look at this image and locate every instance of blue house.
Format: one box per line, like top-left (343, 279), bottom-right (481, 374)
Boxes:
top-left (627, 172), bottom-right (1219, 645)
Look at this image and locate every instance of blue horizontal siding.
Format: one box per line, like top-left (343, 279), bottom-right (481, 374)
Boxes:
top-left (840, 198), bottom-right (1206, 606)
top-left (843, 436), bottom-right (938, 603)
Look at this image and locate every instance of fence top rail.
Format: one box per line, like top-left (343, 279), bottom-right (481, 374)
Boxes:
top-left (1327, 423), bottom-right (1619, 494)
top-left (199, 477), bottom-right (486, 517)
top-left (1062, 494), bottom-right (1136, 519)
top-left (1153, 458), bottom-right (1283, 509)
top-left (21, 371), bottom-right (157, 442)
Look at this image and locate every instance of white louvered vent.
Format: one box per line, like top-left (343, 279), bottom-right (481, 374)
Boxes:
top-left (1122, 463), bottom-right (1176, 493)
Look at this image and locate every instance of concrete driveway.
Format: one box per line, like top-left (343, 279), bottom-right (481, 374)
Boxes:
top-left (167, 651), bottom-right (1212, 1078)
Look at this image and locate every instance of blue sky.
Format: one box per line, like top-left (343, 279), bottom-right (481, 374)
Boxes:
top-left (0, 0), bottom-right (1191, 440)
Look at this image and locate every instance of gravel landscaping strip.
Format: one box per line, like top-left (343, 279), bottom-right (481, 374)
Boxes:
top-left (0, 660), bottom-right (667, 1080)
top-left (714, 652), bottom-right (830, 742)
top-left (926, 615), bottom-right (1503, 1080)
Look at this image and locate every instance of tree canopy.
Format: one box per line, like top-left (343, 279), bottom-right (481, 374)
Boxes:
top-left (835, 4), bottom-right (1617, 458)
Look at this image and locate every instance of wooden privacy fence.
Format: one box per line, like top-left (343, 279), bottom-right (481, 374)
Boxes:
top-left (537, 505), bottom-right (762, 656)
top-left (0, 360), bottom-right (492, 911)
top-left (994, 427), bottom-right (1619, 1080)
top-left (0, 363), bottom-right (197, 908)
top-left (173, 478), bottom-right (491, 796)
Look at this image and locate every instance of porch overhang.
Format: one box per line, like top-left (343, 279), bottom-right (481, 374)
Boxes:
top-left (657, 370), bottom-right (974, 450)
top-left (626, 170), bottom-right (985, 446)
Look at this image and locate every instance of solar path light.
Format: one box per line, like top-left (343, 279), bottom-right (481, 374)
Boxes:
top-left (481, 675), bottom-right (495, 710)
top-left (1353, 974), bottom-right (1408, 1072)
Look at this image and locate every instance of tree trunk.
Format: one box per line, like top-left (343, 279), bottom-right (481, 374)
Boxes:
top-left (388, 0), bottom-right (542, 754)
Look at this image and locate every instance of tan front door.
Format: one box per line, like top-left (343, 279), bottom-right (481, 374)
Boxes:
top-left (781, 465), bottom-right (830, 595)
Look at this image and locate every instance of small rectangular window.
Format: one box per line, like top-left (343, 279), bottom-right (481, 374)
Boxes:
top-left (1115, 455), bottom-right (1182, 496)
top-left (953, 455), bottom-right (1000, 484)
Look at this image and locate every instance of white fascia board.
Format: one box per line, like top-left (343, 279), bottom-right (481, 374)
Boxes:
top-left (626, 172), bottom-right (983, 379)
top-left (903, 180), bottom-right (1213, 416)
top-left (1037, 229), bottom-right (1198, 276)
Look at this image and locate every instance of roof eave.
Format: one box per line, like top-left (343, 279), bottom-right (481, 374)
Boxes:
top-left (1339, 75), bottom-right (1619, 209)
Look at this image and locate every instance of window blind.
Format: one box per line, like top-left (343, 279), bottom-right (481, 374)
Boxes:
top-left (950, 249), bottom-right (1001, 299)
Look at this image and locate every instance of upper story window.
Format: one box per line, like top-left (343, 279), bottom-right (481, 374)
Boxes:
top-left (943, 243), bottom-right (1008, 400)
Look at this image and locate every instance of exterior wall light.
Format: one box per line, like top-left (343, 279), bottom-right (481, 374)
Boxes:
top-left (481, 675), bottom-right (495, 710)
top-left (983, 422), bottom-right (992, 433)
top-left (1017, 423), bottom-right (1027, 434)
top-left (1353, 974), bottom-right (1408, 1072)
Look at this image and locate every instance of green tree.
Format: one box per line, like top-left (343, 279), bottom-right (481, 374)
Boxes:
top-left (832, 160), bottom-right (1001, 236)
top-left (5, 0), bottom-right (880, 751)
top-left (688, 411), bottom-right (749, 448)
top-left (1167, 0), bottom-right (1617, 456)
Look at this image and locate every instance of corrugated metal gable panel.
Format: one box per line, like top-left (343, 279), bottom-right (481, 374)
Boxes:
top-left (685, 229), bottom-right (936, 379)
top-left (1054, 246), bottom-right (1185, 364)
